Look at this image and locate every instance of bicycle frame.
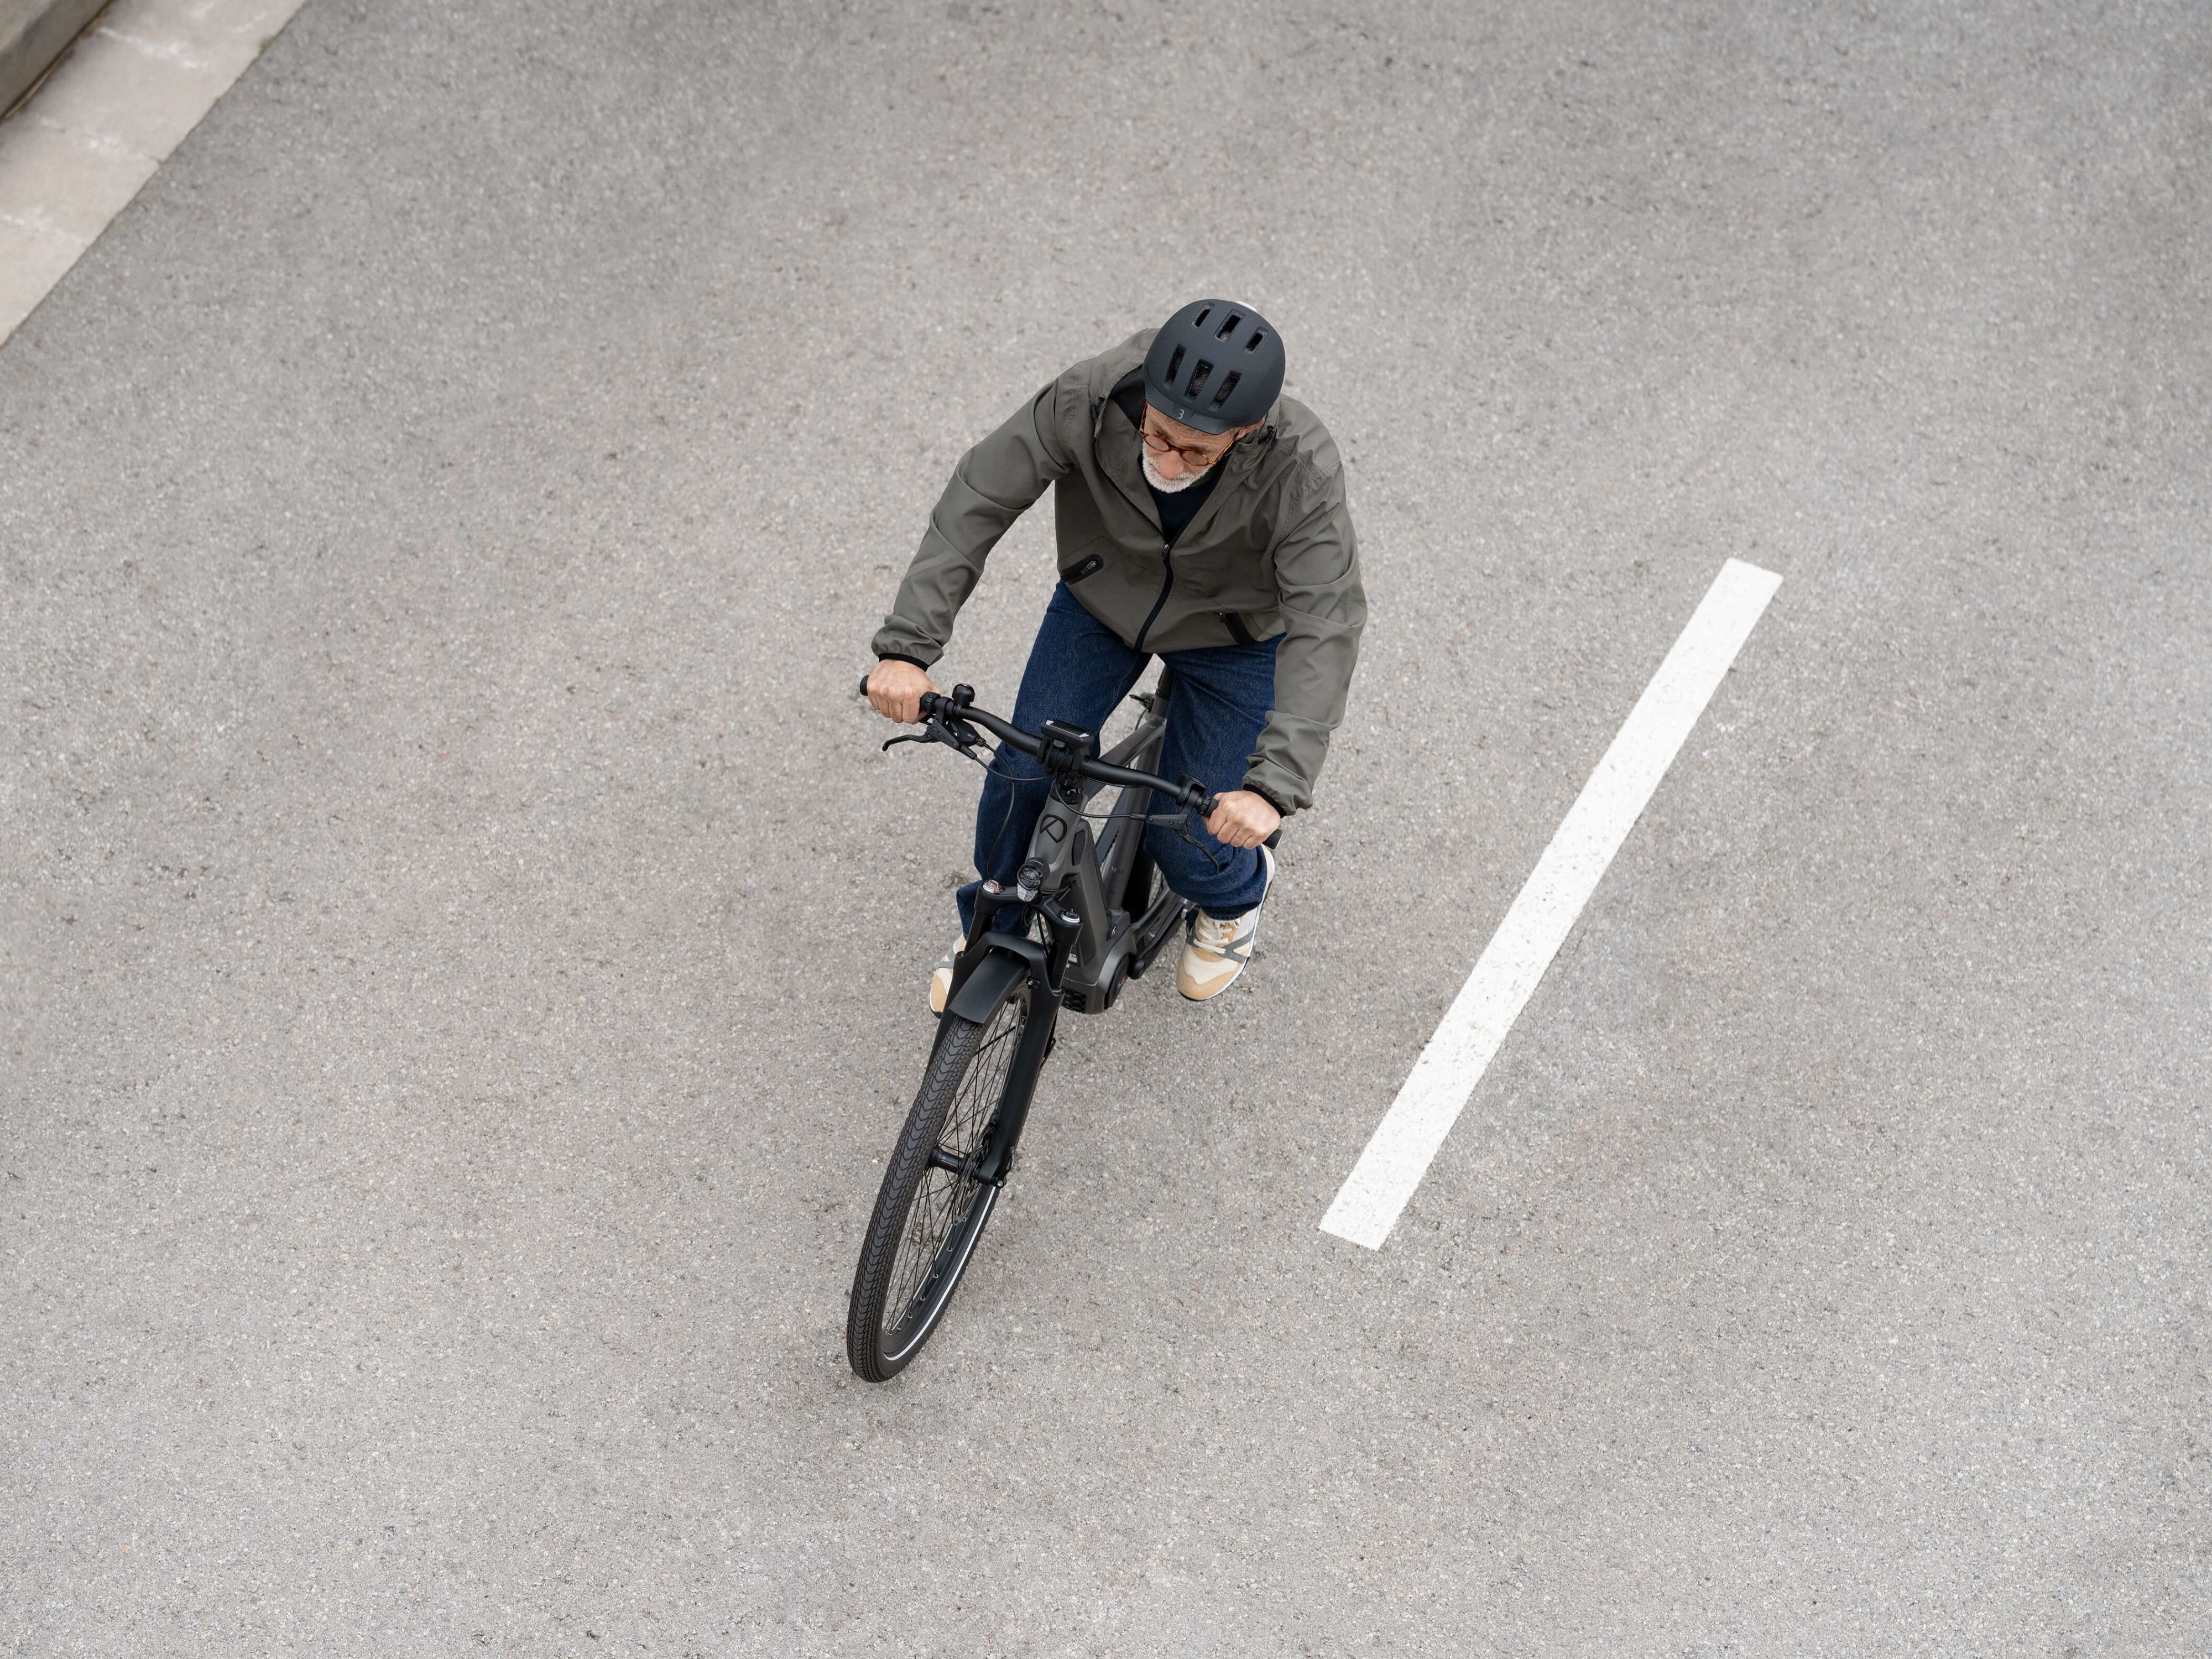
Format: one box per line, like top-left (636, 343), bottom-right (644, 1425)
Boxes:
top-left (932, 672), bottom-right (1199, 1185)
top-left (952, 675), bottom-right (1192, 995)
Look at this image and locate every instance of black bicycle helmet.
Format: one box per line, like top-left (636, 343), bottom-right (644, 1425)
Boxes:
top-left (1142, 299), bottom-right (1285, 435)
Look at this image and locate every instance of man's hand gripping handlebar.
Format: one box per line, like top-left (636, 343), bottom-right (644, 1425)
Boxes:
top-left (863, 658), bottom-right (935, 724)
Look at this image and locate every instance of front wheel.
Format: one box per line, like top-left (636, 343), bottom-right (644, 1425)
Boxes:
top-left (846, 972), bottom-right (1039, 1381)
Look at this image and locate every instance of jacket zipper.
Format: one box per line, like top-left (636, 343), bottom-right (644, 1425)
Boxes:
top-left (1098, 390), bottom-right (1262, 656)
top-left (1093, 405), bottom-right (1177, 653)
top-left (1133, 542), bottom-right (1174, 654)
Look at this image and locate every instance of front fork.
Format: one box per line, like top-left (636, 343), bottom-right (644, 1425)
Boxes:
top-left (937, 770), bottom-right (1110, 1184)
top-left (942, 879), bottom-right (1071, 1187)
top-left (977, 987), bottom-right (1057, 1186)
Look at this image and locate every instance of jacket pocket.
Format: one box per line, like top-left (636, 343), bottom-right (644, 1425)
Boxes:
top-left (1219, 610), bottom-right (1257, 646)
top-left (1065, 552), bottom-right (1107, 583)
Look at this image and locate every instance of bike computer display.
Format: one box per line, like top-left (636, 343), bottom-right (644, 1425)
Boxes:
top-left (1036, 719), bottom-right (1098, 775)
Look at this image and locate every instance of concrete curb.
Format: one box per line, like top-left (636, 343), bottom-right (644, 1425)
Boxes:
top-left (0, 0), bottom-right (305, 345)
top-left (0, 0), bottom-right (106, 117)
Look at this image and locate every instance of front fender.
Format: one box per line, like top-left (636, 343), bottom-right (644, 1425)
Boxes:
top-left (946, 945), bottom-right (1033, 1024)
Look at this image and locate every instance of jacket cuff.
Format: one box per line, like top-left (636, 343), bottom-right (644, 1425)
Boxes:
top-left (875, 652), bottom-right (930, 672)
top-left (869, 617), bottom-right (944, 669)
top-left (1241, 778), bottom-right (1298, 818)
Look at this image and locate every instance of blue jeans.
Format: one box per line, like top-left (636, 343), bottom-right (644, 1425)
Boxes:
top-left (957, 583), bottom-right (1278, 937)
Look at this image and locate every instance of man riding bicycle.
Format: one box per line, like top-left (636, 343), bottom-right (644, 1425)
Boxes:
top-left (866, 299), bottom-right (1365, 1006)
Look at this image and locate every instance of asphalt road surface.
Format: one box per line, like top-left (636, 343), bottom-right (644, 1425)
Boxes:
top-left (4, 2), bottom-right (2208, 1653)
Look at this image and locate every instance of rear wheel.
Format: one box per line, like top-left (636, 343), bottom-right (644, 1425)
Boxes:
top-left (846, 973), bottom-right (1035, 1381)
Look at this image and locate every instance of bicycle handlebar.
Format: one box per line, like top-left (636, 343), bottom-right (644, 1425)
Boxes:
top-left (955, 700), bottom-right (1215, 812)
top-left (858, 675), bottom-right (1217, 816)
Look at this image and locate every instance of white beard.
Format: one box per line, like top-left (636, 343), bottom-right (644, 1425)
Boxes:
top-left (1141, 446), bottom-right (1215, 492)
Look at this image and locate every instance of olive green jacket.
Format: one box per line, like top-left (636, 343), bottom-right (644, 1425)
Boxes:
top-left (872, 330), bottom-right (1365, 813)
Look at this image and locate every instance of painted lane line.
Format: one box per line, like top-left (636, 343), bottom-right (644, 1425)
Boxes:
top-left (0, 0), bottom-right (305, 346)
top-left (1321, 557), bottom-right (1783, 1250)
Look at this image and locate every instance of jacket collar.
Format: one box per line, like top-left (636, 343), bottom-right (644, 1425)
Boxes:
top-left (1094, 368), bottom-right (1275, 543)
top-left (1095, 372), bottom-right (1160, 533)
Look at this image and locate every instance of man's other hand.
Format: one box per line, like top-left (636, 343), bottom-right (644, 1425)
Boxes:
top-left (867, 659), bottom-right (937, 724)
top-left (1204, 790), bottom-right (1281, 851)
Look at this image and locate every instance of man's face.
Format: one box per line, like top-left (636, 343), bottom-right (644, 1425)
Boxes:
top-left (1139, 404), bottom-right (1251, 486)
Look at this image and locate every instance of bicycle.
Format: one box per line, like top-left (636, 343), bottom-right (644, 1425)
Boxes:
top-left (846, 670), bottom-right (1254, 1381)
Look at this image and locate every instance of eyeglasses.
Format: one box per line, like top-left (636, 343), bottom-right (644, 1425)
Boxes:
top-left (1138, 418), bottom-right (1233, 471)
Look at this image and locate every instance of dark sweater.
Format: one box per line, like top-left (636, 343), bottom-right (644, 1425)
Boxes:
top-left (1112, 383), bottom-right (1220, 546)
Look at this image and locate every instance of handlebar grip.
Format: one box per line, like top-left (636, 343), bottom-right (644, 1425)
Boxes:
top-left (861, 672), bottom-right (936, 708)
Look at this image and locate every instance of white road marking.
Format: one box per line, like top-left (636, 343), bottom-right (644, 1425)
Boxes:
top-left (1321, 557), bottom-right (1783, 1250)
top-left (0, 0), bottom-right (304, 347)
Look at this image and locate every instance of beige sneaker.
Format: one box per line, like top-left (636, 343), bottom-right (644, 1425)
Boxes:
top-left (928, 936), bottom-right (963, 1013)
top-left (1176, 846), bottom-right (1276, 1002)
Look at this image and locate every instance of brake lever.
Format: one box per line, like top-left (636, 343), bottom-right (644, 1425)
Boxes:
top-left (882, 714), bottom-right (987, 763)
top-left (1147, 808), bottom-right (1220, 863)
top-left (937, 717), bottom-right (987, 760)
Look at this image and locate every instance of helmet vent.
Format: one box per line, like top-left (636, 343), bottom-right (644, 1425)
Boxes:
top-left (1164, 345), bottom-right (1185, 386)
top-left (1244, 329), bottom-right (1266, 353)
top-left (1215, 312), bottom-right (1243, 340)
top-left (1184, 359), bottom-right (1214, 399)
top-left (1209, 371), bottom-right (1241, 409)
top-left (1192, 307), bottom-right (1211, 331)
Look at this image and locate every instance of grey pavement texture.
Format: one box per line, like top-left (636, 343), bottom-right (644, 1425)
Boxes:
top-left (3, 0), bottom-right (2208, 1652)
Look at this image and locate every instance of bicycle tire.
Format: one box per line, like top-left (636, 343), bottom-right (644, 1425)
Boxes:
top-left (847, 974), bottom-right (1035, 1381)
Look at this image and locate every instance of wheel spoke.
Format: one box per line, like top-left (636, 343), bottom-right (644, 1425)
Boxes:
top-left (878, 991), bottom-right (1027, 1343)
